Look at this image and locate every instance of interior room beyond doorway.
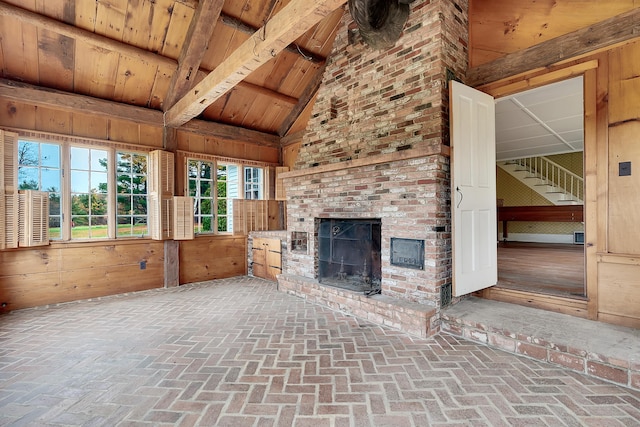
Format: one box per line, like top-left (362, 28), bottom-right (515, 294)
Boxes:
top-left (494, 77), bottom-right (585, 298)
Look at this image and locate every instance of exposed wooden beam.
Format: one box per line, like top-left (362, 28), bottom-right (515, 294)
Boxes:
top-left (0, 79), bottom-right (279, 147)
top-left (0, 1), bottom-right (299, 113)
top-left (278, 62), bottom-right (326, 136)
top-left (467, 8), bottom-right (640, 87)
top-left (220, 13), bottom-right (326, 64)
top-left (280, 129), bottom-right (306, 146)
top-left (164, 0), bottom-right (347, 128)
top-left (164, 0), bottom-right (225, 110)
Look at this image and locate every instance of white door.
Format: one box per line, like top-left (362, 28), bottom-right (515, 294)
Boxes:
top-left (450, 81), bottom-right (497, 296)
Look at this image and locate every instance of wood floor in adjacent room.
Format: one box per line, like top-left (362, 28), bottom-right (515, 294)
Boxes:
top-left (497, 242), bottom-right (585, 297)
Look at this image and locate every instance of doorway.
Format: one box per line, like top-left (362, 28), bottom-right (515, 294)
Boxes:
top-left (494, 77), bottom-right (586, 298)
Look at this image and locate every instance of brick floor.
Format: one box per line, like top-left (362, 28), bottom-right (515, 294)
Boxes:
top-left (1, 276), bottom-right (639, 426)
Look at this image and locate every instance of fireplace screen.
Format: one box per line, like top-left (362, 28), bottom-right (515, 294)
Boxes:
top-left (317, 218), bottom-right (381, 294)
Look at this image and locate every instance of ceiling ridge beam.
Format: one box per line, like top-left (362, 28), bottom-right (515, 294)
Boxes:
top-left (468, 7), bottom-right (640, 87)
top-left (0, 1), bottom-right (297, 114)
top-left (164, 0), bottom-right (225, 111)
top-left (164, 0), bottom-right (347, 128)
top-left (0, 78), bottom-right (279, 147)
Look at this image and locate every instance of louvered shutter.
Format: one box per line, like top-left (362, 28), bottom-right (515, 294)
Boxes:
top-left (0, 130), bottom-right (18, 193)
top-left (172, 196), bottom-right (194, 240)
top-left (1, 192), bottom-right (19, 249)
top-left (18, 190), bottom-right (49, 247)
top-left (148, 150), bottom-right (174, 196)
top-left (149, 194), bottom-right (173, 240)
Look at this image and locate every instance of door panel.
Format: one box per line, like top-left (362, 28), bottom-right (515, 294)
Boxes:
top-left (450, 81), bottom-right (498, 296)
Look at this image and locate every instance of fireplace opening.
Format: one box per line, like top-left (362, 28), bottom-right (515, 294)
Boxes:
top-left (317, 218), bottom-right (381, 294)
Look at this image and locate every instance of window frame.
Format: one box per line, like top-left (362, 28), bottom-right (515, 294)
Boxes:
top-left (185, 158), bottom-right (268, 235)
top-left (15, 133), bottom-right (150, 242)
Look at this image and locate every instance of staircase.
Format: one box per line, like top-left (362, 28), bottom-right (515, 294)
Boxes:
top-left (498, 156), bottom-right (583, 205)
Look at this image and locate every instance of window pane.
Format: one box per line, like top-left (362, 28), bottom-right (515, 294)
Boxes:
top-left (91, 193), bottom-right (108, 215)
top-left (188, 160), bottom-right (215, 234)
top-left (200, 162), bottom-right (212, 179)
top-left (117, 195), bottom-right (131, 215)
top-left (41, 144), bottom-right (60, 168)
top-left (18, 167), bottom-right (39, 190)
top-left (188, 161), bottom-right (198, 178)
top-left (41, 168), bottom-right (60, 192)
top-left (91, 150), bottom-right (108, 171)
top-left (132, 196), bottom-right (147, 215)
top-left (71, 194), bottom-right (89, 216)
top-left (18, 141), bottom-right (39, 166)
top-left (201, 200), bottom-right (212, 215)
top-left (71, 171), bottom-right (90, 193)
top-left (116, 151), bottom-right (148, 237)
top-left (117, 153), bottom-right (132, 173)
top-left (91, 172), bottom-right (108, 193)
top-left (200, 181), bottom-right (211, 196)
top-left (71, 147), bottom-right (89, 170)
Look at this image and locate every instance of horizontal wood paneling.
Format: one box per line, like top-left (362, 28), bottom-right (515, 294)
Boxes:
top-left (0, 241), bottom-right (164, 312)
top-left (179, 235), bottom-right (246, 284)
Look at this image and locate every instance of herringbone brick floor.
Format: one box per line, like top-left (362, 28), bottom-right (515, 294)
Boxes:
top-left (1, 277), bottom-right (638, 427)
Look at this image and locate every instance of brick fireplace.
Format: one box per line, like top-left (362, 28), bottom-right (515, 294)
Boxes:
top-left (278, 0), bottom-right (468, 338)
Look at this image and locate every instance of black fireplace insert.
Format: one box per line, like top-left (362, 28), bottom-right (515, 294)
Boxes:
top-left (317, 218), bottom-right (381, 294)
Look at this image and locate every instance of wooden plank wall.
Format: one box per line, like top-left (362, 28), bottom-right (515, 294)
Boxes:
top-left (0, 97), bottom-right (277, 311)
top-left (597, 40), bottom-right (640, 328)
top-left (478, 37), bottom-right (640, 328)
top-left (179, 235), bottom-right (246, 284)
top-left (0, 241), bottom-right (164, 311)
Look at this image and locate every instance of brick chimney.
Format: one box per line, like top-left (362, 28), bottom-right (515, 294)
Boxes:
top-left (278, 0), bottom-right (469, 338)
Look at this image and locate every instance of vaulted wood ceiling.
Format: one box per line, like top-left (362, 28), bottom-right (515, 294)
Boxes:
top-left (1, 0), bottom-right (638, 145)
top-left (0, 0), bottom-right (346, 140)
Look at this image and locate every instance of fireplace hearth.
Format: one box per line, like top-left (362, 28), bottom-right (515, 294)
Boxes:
top-left (317, 218), bottom-right (381, 294)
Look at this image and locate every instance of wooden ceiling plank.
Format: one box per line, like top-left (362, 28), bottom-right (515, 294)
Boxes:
top-left (468, 8), bottom-right (640, 87)
top-left (36, 28), bottom-right (74, 92)
top-left (0, 1), bottom-right (163, 68)
top-left (2, 1), bottom-right (305, 122)
top-left (161, 2), bottom-right (195, 58)
top-left (0, 78), bottom-right (278, 147)
top-left (164, 0), bottom-right (225, 110)
top-left (278, 62), bottom-right (326, 136)
top-left (165, 0), bottom-right (346, 128)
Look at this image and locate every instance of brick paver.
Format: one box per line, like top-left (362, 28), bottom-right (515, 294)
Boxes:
top-left (1, 277), bottom-right (639, 426)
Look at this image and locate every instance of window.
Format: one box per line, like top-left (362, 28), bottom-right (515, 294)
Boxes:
top-left (16, 137), bottom-right (149, 241)
top-left (187, 160), bottom-right (214, 234)
top-left (216, 164), bottom-right (238, 233)
top-left (185, 161), bottom-right (266, 235)
top-left (18, 140), bottom-right (63, 239)
top-left (244, 167), bottom-right (263, 199)
top-left (70, 147), bottom-right (108, 239)
top-left (116, 152), bottom-right (148, 237)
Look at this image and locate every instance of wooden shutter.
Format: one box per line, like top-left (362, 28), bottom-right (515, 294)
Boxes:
top-left (275, 166), bottom-right (289, 201)
top-left (233, 199), bottom-right (274, 234)
top-left (148, 150), bottom-right (175, 196)
top-left (148, 194), bottom-right (173, 240)
top-left (1, 130), bottom-right (18, 193)
top-left (1, 192), bottom-right (19, 249)
top-left (18, 190), bottom-right (49, 247)
top-left (172, 196), bottom-right (194, 240)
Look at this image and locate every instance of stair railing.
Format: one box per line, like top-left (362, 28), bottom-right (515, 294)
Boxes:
top-left (510, 156), bottom-right (584, 202)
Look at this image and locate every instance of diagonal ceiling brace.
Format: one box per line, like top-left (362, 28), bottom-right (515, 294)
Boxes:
top-left (164, 0), bottom-right (347, 128)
